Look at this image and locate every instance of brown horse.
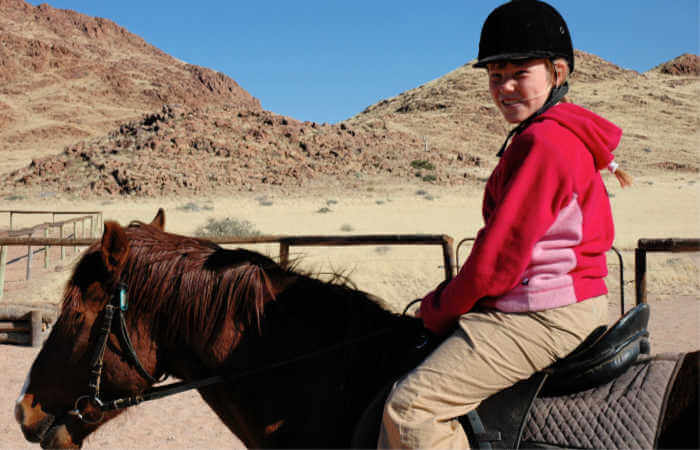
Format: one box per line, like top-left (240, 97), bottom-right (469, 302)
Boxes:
top-left (14, 210), bottom-right (699, 448)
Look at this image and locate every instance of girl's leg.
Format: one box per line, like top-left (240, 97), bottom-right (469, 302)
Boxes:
top-left (378, 295), bottom-right (607, 449)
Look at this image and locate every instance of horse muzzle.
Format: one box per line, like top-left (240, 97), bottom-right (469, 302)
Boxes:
top-left (15, 394), bottom-right (81, 448)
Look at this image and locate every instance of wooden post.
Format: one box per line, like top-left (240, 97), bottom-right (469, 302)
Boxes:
top-left (9, 212), bottom-right (13, 231)
top-left (279, 242), bottom-right (290, 268)
top-left (634, 238), bottom-right (700, 306)
top-left (73, 221), bottom-right (78, 253)
top-left (0, 246), bottom-right (6, 301)
top-left (26, 232), bottom-right (32, 280)
top-left (29, 310), bottom-right (42, 347)
top-left (635, 248), bottom-right (647, 305)
top-left (44, 227), bottom-right (49, 269)
top-left (89, 216), bottom-right (94, 238)
top-left (441, 236), bottom-right (455, 281)
top-left (60, 224), bottom-right (65, 260)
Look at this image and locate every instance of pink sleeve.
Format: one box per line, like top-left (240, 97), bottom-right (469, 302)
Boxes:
top-left (420, 134), bottom-right (574, 335)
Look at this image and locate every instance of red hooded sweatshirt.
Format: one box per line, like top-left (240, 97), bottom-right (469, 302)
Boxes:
top-left (420, 103), bottom-right (622, 335)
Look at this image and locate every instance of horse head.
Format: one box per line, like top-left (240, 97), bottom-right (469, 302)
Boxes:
top-left (14, 210), bottom-right (168, 447)
top-left (14, 208), bottom-right (281, 448)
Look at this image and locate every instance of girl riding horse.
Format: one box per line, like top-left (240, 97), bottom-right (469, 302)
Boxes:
top-left (379, 1), bottom-right (632, 447)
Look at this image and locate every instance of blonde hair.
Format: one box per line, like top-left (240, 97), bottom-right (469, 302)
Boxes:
top-left (546, 58), bottom-right (570, 102)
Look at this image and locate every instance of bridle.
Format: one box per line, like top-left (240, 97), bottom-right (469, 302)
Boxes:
top-left (68, 282), bottom-right (426, 424)
top-left (69, 282), bottom-right (234, 423)
top-left (69, 282), bottom-right (181, 424)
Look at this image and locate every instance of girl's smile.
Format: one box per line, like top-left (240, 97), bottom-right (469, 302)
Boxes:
top-left (488, 59), bottom-right (553, 124)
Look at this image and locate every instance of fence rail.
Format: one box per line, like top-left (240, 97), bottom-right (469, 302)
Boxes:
top-left (2, 230), bottom-right (697, 320)
top-left (0, 210), bottom-right (103, 234)
top-left (0, 233), bottom-right (455, 301)
top-left (635, 238), bottom-right (700, 305)
top-left (0, 309), bottom-right (42, 346)
top-left (0, 210), bottom-right (103, 300)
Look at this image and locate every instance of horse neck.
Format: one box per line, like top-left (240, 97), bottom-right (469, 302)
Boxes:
top-left (182, 268), bottom-right (431, 447)
top-left (269, 276), bottom-right (429, 445)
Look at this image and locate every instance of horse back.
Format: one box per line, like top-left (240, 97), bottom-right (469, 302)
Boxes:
top-left (521, 352), bottom-right (689, 449)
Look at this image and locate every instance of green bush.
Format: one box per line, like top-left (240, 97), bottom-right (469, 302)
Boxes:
top-left (195, 217), bottom-right (260, 238)
top-left (256, 196), bottom-right (273, 206)
top-left (410, 160), bottom-right (435, 171)
top-left (178, 202), bottom-right (199, 212)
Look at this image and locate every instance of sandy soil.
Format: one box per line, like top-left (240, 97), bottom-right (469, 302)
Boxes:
top-left (1, 179), bottom-right (698, 449)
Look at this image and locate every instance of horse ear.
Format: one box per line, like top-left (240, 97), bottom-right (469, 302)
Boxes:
top-left (101, 221), bottom-right (129, 274)
top-left (150, 208), bottom-right (165, 230)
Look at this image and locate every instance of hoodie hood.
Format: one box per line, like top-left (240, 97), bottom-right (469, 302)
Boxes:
top-left (536, 103), bottom-right (622, 171)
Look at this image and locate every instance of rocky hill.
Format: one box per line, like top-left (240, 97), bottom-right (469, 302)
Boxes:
top-left (346, 51), bottom-right (699, 182)
top-left (8, 104), bottom-right (424, 196)
top-left (0, 0), bottom-right (698, 198)
top-left (0, 0), bottom-right (260, 174)
top-left (652, 53), bottom-right (700, 76)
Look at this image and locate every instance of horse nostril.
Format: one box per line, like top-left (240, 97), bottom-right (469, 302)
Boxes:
top-left (14, 402), bottom-right (24, 424)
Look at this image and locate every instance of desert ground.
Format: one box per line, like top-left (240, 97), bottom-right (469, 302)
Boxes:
top-left (1, 175), bottom-right (698, 449)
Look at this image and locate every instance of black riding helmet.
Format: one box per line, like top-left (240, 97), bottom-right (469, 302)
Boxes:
top-left (476, 1), bottom-right (575, 157)
top-left (474, 0), bottom-right (574, 73)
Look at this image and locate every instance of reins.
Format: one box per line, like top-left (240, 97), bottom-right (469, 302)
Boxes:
top-left (70, 282), bottom-right (421, 424)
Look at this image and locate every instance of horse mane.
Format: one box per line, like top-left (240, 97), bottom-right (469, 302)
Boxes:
top-left (121, 221), bottom-right (287, 345)
top-left (57, 221), bottom-right (278, 348)
top-left (61, 220), bottom-right (402, 351)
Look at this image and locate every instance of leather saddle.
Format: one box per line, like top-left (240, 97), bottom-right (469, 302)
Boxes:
top-left (463, 302), bottom-right (651, 449)
top-left (350, 303), bottom-right (651, 449)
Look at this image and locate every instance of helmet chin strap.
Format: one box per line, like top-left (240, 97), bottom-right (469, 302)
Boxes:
top-left (496, 81), bottom-right (569, 157)
top-left (514, 90), bottom-right (551, 103)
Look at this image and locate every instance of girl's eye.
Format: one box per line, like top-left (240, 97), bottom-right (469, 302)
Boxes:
top-left (515, 70), bottom-right (527, 77)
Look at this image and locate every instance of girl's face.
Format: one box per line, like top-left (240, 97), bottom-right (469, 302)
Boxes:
top-left (488, 59), bottom-right (553, 124)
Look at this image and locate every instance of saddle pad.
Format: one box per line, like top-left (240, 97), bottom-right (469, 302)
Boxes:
top-left (523, 353), bottom-right (682, 449)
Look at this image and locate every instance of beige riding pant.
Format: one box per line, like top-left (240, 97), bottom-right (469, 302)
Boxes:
top-left (378, 295), bottom-right (608, 449)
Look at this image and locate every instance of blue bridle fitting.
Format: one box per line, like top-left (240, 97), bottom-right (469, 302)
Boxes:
top-left (118, 283), bottom-right (129, 312)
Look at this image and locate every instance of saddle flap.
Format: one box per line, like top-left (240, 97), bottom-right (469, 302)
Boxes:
top-left (542, 303), bottom-right (650, 396)
top-left (461, 372), bottom-right (549, 450)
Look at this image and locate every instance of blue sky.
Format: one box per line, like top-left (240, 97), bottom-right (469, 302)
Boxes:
top-left (29, 1), bottom-right (699, 124)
